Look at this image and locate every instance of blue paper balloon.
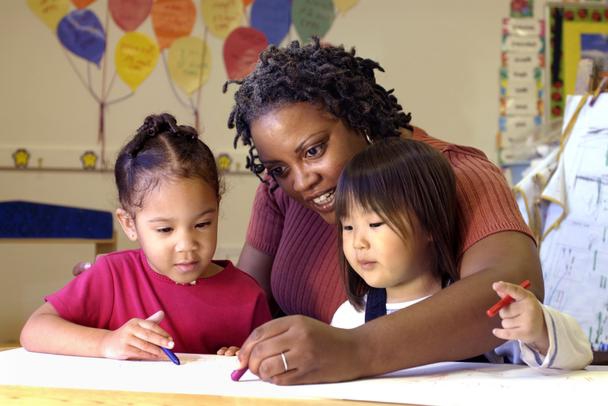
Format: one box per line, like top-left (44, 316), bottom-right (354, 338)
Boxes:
top-left (251, 0), bottom-right (291, 46)
top-left (57, 9), bottom-right (106, 66)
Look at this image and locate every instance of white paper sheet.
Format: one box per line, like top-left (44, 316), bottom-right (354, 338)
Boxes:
top-left (1, 348), bottom-right (607, 405)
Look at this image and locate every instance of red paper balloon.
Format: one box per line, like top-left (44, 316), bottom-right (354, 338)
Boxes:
top-left (223, 27), bottom-right (268, 80)
top-left (109, 0), bottom-right (153, 32)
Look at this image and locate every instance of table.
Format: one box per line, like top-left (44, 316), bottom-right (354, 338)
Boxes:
top-left (0, 386), bottom-right (398, 406)
top-left (1, 347), bottom-right (607, 406)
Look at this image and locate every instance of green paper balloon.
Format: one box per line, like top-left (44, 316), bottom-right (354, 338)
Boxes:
top-left (292, 0), bottom-right (335, 43)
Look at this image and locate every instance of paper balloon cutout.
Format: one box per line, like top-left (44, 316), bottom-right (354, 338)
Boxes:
top-left (292, 0), bottom-right (335, 43)
top-left (224, 27), bottom-right (268, 80)
top-left (27, 0), bottom-right (70, 31)
top-left (168, 36), bottom-right (211, 95)
top-left (151, 0), bottom-right (196, 50)
top-left (334, 0), bottom-right (358, 14)
top-left (115, 32), bottom-right (159, 91)
top-left (109, 0), bottom-right (153, 32)
top-left (251, 0), bottom-right (291, 45)
top-left (71, 0), bottom-right (96, 8)
top-left (57, 9), bottom-right (106, 66)
top-left (201, 0), bottom-right (244, 39)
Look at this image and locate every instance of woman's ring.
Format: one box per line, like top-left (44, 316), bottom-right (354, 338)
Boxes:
top-left (280, 351), bottom-right (288, 372)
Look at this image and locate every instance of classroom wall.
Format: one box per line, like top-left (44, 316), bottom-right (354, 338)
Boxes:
top-left (1, 0), bottom-right (548, 343)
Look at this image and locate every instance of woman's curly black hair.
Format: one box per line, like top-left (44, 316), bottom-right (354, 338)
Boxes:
top-left (223, 37), bottom-right (413, 180)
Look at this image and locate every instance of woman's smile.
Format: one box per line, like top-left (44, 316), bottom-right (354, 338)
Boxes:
top-left (250, 102), bottom-right (368, 224)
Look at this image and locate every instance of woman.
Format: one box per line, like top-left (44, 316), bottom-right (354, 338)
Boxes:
top-left (224, 37), bottom-right (543, 384)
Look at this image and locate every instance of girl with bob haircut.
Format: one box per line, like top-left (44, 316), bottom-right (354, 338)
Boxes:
top-left (332, 137), bottom-right (592, 371)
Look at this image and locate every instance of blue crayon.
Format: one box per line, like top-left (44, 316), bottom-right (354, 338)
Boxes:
top-left (161, 346), bottom-right (180, 365)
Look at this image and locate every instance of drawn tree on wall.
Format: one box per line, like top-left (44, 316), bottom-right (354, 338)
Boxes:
top-left (26, 0), bottom-right (358, 170)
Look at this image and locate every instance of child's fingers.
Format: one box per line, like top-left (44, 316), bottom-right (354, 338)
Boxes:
top-left (492, 327), bottom-right (518, 341)
top-left (497, 300), bottom-right (526, 320)
top-left (492, 281), bottom-right (533, 302)
top-left (127, 334), bottom-right (167, 358)
top-left (102, 329), bottom-right (163, 360)
top-left (134, 322), bottom-right (174, 349)
top-left (224, 346), bottom-right (240, 356)
top-left (145, 310), bottom-right (165, 324)
top-left (125, 342), bottom-right (164, 360)
top-left (217, 346), bottom-right (240, 356)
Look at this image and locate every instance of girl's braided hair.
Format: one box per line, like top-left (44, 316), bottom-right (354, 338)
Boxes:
top-left (224, 37), bottom-right (412, 181)
top-left (115, 113), bottom-right (222, 215)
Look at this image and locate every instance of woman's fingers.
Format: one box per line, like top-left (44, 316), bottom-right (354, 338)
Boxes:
top-left (238, 315), bottom-right (358, 385)
top-left (237, 317), bottom-right (291, 371)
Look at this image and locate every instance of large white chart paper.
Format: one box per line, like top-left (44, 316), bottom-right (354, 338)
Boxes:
top-left (538, 94), bottom-right (608, 351)
top-left (1, 348), bottom-right (607, 405)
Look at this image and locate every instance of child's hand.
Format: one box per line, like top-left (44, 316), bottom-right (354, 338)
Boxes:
top-left (217, 346), bottom-right (240, 356)
top-left (100, 310), bottom-right (174, 360)
top-left (491, 281), bottom-right (549, 355)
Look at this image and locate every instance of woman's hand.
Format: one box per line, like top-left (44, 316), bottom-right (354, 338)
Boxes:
top-left (236, 315), bottom-right (362, 385)
top-left (491, 281), bottom-right (548, 355)
top-left (100, 310), bottom-right (174, 361)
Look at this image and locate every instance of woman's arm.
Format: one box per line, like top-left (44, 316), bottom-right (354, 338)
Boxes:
top-left (237, 243), bottom-right (274, 299)
top-left (236, 231), bottom-right (543, 384)
top-left (20, 303), bottom-right (173, 360)
top-left (238, 243), bottom-right (282, 317)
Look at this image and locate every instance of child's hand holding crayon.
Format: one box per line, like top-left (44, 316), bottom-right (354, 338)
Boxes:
top-left (100, 310), bottom-right (175, 361)
top-left (490, 281), bottom-right (549, 355)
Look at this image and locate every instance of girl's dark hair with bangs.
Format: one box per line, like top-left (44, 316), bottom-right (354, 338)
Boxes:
top-left (224, 37), bottom-right (413, 182)
top-left (115, 113), bottom-right (223, 216)
top-left (335, 137), bottom-right (461, 310)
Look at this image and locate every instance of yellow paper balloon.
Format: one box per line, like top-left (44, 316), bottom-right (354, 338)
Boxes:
top-left (334, 0), bottom-right (358, 14)
top-left (168, 36), bottom-right (212, 95)
top-left (115, 32), bottom-right (160, 91)
top-left (27, 0), bottom-right (70, 31)
top-left (201, 0), bottom-right (244, 39)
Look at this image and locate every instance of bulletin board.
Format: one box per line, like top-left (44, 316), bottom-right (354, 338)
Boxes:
top-left (546, 2), bottom-right (608, 119)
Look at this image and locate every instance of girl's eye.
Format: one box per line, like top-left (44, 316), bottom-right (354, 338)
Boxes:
top-left (342, 225), bottom-right (353, 231)
top-left (370, 222), bottom-right (384, 228)
top-left (196, 221), bottom-right (212, 229)
top-left (305, 143), bottom-right (325, 158)
top-left (157, 227), bottom-right (172, 233)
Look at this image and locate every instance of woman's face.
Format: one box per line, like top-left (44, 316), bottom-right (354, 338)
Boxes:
top-left (250, 102), bottom-right (369, 224)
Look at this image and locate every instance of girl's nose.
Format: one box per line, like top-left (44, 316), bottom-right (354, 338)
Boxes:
top-left (352, 230), bottom-right (368, 250)
top-left (176, 231), bottom-right (197, 252)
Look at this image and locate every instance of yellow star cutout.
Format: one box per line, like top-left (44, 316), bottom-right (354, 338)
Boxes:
top-left (217, 153), bottom-right (233, 172)
top-left (81, 151), bottom-right (98, 170)
top-left (12, 148), bottom-right (30, 168)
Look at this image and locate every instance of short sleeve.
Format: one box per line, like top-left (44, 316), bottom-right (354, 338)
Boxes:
top-left (446, 147), bottom-right (534, 252)
top-left (45, 255), bottom-right (115, 328)
top-left (245, 180), bottom-right (286, 256)
top-left (330, 300), bottom-right (365, 329)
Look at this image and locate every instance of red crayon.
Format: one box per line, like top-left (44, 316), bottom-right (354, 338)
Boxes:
top-left (486, 279), bottom-right (531, 317)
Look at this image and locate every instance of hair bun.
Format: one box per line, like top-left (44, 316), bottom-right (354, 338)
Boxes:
top-left (137, 113), bottom-right (179, 138)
